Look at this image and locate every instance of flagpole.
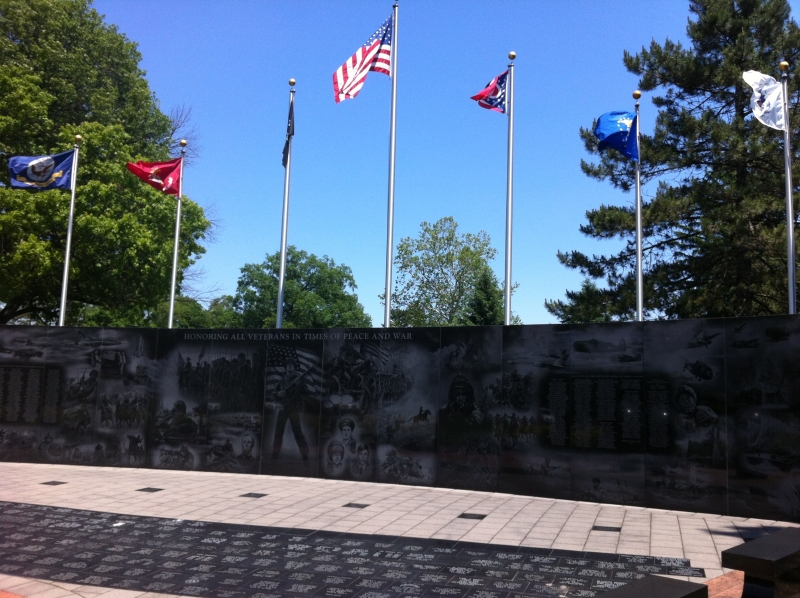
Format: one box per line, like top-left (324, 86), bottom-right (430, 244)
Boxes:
top-left (58, 135), bottom-right (82, 327)
top-left (167, 140), bottom-right (187, 329)
top-left (382, 1), bottom-right (399, 328)
top-left (780, 61), bottom-right (796, 315)
top-left (633, 90), bottom-right (644, 322)
top-left (277, 79), bottom-right (296, 329)
top-left (503, 52), bottom-right (516, 326)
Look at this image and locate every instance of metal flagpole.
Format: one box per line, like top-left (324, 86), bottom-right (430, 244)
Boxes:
top-left (58, 134), bottom-right (82, 327)
top-left (780, 61), bottom-right (796, 315)
top-left (167, 140), bottom-right (187, 329)
top-left (277, 79), bottom-right (296, 329)
top-left (382, 1), bottom-right (399, 328)
top-left (503, 51), bottom-right (516, 326)
top-left (633, 90), bottom-right (644, 322)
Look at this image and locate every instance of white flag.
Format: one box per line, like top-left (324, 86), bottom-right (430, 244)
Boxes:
top-left (743, 70), bottom-right (786, 131)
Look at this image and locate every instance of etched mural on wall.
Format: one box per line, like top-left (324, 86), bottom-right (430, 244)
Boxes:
top-left (2, 315), bottom-right (800, 521)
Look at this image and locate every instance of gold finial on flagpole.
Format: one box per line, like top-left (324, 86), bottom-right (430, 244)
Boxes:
top-left (74, 135), bottom-right (82, 143)
top-left (179, 139), bottom-right (187, 147)
top-left (289, 78), bottom-right (296, 87)
top-left (780, 61), bottom-right (789, 71)
top-left (633, 90), bottom-right (642, 100)
top-left (508, 51), bottom-right (516, 61)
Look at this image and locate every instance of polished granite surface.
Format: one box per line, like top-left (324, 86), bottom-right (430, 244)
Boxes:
top-left (0, 463), bottom-right (792, 598)
top-left (0, 501), bottom-right (705, 597)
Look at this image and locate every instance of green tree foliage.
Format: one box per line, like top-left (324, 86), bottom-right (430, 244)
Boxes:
top-left (234, 246), bottom-right (371, 329)
top-left (547, 0), bottom-right (800, 321)
top-left (142, 295), bottom-right (241, 329)
top-left (204, 295), bottom-right (242, 328)
top-left (150, 297), bottom-right (211, 329)
top-left (545, 280), bottom-right (615, 324)
top-left (0, 0), bottom-right (172, 156)
top-left (0, 0), bottom-right (210, 324)
top-left (390, 217), bottom-right (503, 326)
top-left (464, 267), bottom-right (504, 325)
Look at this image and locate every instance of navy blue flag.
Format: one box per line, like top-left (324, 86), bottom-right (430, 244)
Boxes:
top-left (8, 150), bottom-right (74, 190)
top-left (594, 111), bottom-right (638, 161)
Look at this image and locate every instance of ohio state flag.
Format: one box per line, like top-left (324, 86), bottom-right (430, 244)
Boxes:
top-left (470, 70), bottom-right (508, 113)
top-left (126, 158), bottom-right (182, 195)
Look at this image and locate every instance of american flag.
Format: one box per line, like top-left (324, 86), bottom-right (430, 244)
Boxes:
top-left (333, 15), bottom-right (393, 103)
top-left (361, 342), bottom-right (389, 370)
top-left (264, 344), bottom-right (323, 397)
top-left (470, 70), bottom-right (508, 113)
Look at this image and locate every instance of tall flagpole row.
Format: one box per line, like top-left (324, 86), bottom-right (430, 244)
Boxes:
top-left (634, 90), bottom-right (644, 322)
top-left (58, 135), bottom-right (82, 327)
top-left (277, 80), bottom-right (296, 329)
top-left (382, 1), bottom-right (399, 328)
top-left (780, 61), bottom-right (796, 315)
top-left (504, 52), bottom-right (516, 326)
top-left (167, 140), bottom-right (187, 329)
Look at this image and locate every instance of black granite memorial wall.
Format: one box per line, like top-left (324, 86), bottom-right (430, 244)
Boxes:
top-left (2, 315), bottom-right (800, 521)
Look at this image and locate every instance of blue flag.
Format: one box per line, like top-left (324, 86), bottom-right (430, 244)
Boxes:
top-left (594, 111), bottom-right (638, 161)
top-left (8, 150), bottom-right (74, 190)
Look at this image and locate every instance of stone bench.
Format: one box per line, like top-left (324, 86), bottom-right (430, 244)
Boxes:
top-left (721, 527), bottom-right (800, 598)
top-left (601, 575), bottom-right (708, 598)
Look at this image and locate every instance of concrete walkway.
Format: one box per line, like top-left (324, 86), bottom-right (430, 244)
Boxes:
top-left (0, 462), bottom-right (793, 598)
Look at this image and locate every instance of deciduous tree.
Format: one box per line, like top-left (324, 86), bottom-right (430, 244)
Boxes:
top-left (234, 247), bottom-right (371, 329)
top-left (390, 217), bottom-right (502, 326)
top-left (0, 0), bottom-right (210, 324)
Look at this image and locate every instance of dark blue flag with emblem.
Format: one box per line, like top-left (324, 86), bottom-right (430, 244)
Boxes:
top-left (8, 150), bottom-right (75, 190)
top-left (594, 111), bottom-right (638, 160)
top-left (470, 70), bottom-right (508, 113)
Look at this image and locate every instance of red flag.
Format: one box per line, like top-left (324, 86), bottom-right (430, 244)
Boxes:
top-left (126, 158), bottom-right (182, 196)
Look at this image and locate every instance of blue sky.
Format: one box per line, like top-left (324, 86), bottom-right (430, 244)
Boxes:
top-left (93, 0), bottom-right (799, 326)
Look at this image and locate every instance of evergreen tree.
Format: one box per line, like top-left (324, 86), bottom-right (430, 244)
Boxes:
top-left (546, 0), bottom-right (800, 321)
top-left (464, 268), bottom-right (504, 326)
top-left (545, 280), bottom-right (615, 324)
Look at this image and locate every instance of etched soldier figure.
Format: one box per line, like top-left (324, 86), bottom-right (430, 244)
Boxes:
top-left (338, 418), bottom-right (357, 455)
top-left (99, 396), bottom-right (115, 427)
top-left (271, 360), bottom-right (310, 462)
top-left (674, 385), bottom-right (722, 465)
top-left (116, 350), bottom-right (127, 377)
top-left (382, 448), bottom-right (401, 481)
top-left (442, 374), bottom-right (478, 425)
top-left (177, 443), bottom-right (194, 470)
top-left (69, 369), bottom-right (99, 403)
top-left (163, 400), bottom-right (198, 439)
top-left (326, 442), bottom-right (345, 474)
top-left (180, 357), bottom-right (192, 393)
top-left (238, 433), bottom-right (256, 460)
top-left (351, 443), bottom-right (372, 479)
